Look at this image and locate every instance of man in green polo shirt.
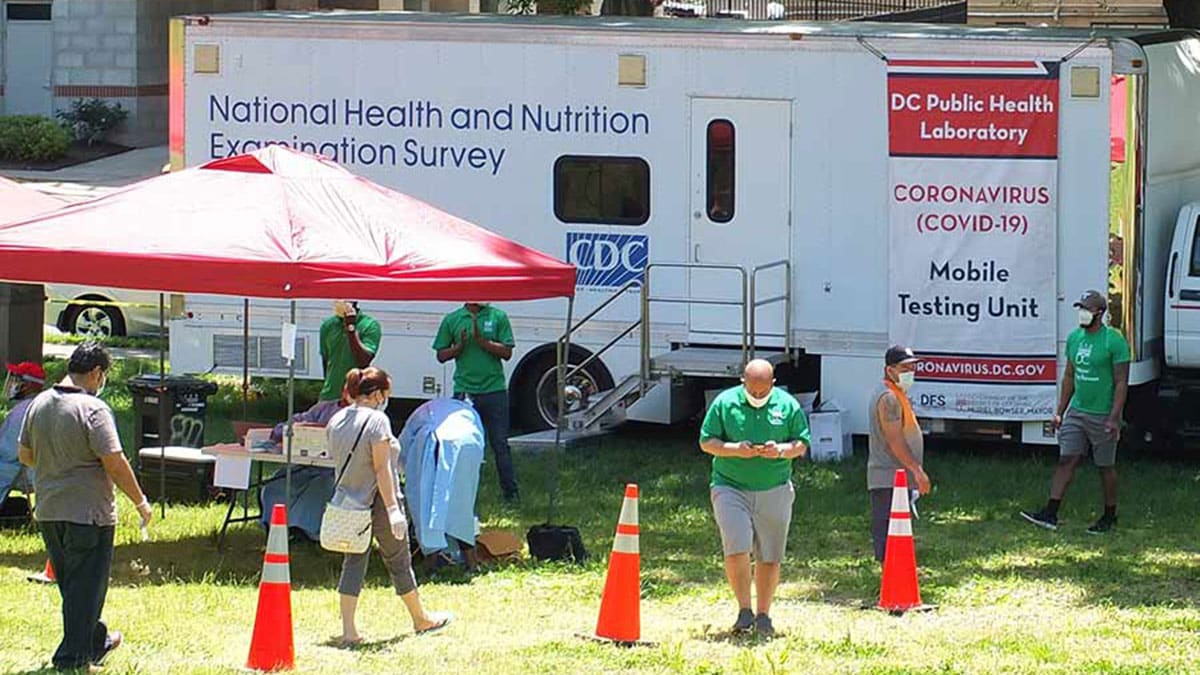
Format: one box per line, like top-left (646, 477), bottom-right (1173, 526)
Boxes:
top-left (319, 301), bottom-right (382, 402)
top-left (1021, 290), bottom-right (1130, 535)
top-left (700, 359), bottom-right (810, 638)
top-left (433, 302), bottom-right (519, 502)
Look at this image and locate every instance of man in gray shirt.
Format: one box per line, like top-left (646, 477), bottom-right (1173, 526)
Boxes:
top-left (18, 343), bottom-right (153, 671)
top-left (867, 346), bottom-right (931, 562)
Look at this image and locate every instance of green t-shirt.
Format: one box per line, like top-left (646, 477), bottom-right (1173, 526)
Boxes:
top-left (433, 305), bottom-right (515, 395)
top-left (1066, 325), bottom-right (1131, 416)
top-left (319, 313), bottom-right (382, 401)
top-left (699, 386), bottom-right (810, 491)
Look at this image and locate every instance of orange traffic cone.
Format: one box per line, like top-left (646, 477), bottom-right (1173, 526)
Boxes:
top-left (27, 559), bottom-right (55, 584)
top-left (878, 469), bottom-right (924, 613)
top-left (595, 483), bottom-right (641, 644)
top-left (246, 504), bottom-right (295, 671)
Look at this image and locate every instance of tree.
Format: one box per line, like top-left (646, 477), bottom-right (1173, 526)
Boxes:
top-left (1164, 0), bottom-right (1200, 28)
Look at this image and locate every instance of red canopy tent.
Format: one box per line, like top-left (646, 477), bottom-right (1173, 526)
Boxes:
top-left (0, 177), bottom-right (66, 222)
top-left (0, 180), bottom-right (65, 284)
top-left (0, 147), bottom-right (578, 513)
top-left (0, 178), bottom-right (65, 368)
top-left (0, 146), bottom-right (575, 301)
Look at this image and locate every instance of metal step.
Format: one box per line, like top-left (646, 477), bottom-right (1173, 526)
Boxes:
top-left (578, 373), bottom-right (645, 429)
top-left (650, 346), bottom-right (789, 378)
top-left (508, 375), bottom-right (654, 451)
top-left (508, 427), bottom-right (613, 452)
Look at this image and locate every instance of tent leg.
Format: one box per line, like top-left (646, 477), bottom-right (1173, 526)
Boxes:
top-left (284, 300), bottom-right (296, 513)
top-left (549, 296), bottom-right (573, 524)
top-left (158, 293), bottom-right (166, 520)
top-left (242, 298), bottom-right (249, 420)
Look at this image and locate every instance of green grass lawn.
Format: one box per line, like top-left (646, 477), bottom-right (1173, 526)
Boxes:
top-left (3, 412), bottom-right (1198, 674)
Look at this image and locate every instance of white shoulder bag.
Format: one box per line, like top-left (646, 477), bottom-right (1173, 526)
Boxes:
top-left (319, 421), bottom-right (373, 554)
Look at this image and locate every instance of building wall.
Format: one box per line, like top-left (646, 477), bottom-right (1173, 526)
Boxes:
top-left (3, 0), bottom-right (575, 147)
top-left (0, 0), bottom-right (268, 147)
top-left (968, 0), bottom-right (1168, 27)
top-left (131, 1), bottom-right (272, 144)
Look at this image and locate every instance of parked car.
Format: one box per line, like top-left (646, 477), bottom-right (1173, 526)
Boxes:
top-left (45, 285), bottom-right (167, 337)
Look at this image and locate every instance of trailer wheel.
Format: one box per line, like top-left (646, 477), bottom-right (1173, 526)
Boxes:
top-left (511, 347), bottom-right (614, 431)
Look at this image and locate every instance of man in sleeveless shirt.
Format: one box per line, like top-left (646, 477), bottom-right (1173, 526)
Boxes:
top-left (867, 346), bottom-right (931, 563)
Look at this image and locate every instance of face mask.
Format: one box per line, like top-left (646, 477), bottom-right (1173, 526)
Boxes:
top-left (4, 381), bottom-right (20, 400)
top-left (94, 375), bottom-right (107, 398)
top-left (1078, 309), bottom-right (1097, 327)
top-left (897, 371), bottom-right (915, 391)
top-left (744, 388), bottom-right (770, 408)
top-left (374, 397), bottom-right (389, 412)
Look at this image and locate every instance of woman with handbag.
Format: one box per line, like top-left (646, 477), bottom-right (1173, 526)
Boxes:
top-left (323, 367), bottom-right (452, 646)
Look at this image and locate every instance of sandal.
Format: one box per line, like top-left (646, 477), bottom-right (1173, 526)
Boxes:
top-left (415, 613), bottom-right (453, 636)
top-left (336, 637), bottom-right (364, 649)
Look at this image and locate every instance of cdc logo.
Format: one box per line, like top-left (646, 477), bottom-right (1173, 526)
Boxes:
top-left (567, 233), bottom-right (648, 288)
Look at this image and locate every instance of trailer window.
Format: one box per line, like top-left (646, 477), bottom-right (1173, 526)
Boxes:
top-left (6, 3), bottom-right (52, 20)
top-left (554, 156), bottom-right (650, 226)
top-left (706, 119), bottom-right (735, 223)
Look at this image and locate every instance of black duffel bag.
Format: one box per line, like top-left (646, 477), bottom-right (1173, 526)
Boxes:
top-left (526, 523), bottom-right (587, 564)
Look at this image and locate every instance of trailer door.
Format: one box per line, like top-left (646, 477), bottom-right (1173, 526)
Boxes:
top-left (688, 98), bottom-right (791, 346)
top-left (1168, 207), bottom-right (1200, 367)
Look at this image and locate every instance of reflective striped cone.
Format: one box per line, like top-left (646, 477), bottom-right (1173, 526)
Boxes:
top-left (594, 484), bottom-right (641, 643)
top-left (247, 504), bottom-right (295, 671)
top-left (27, 559), bottom-right (55, 584)
top-left (878, 469), bottom-right (923, 612)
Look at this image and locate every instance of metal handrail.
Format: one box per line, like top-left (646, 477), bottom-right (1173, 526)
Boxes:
top-left (641, 262), bottom-right (749, 387)
top-left (562, 319), bottom-right (641, 383)
top-left (750, 259), bottom-right (792, 359)
top-left (555, 278), bottom-right (641, 384)
top-left (549, 258), bottom-right (784, 424)
top-left (564, 277), bottom-right (641, 332)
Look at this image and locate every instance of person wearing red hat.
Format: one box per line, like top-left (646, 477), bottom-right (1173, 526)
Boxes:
top-left (1, 361), bottom-right (46, 510)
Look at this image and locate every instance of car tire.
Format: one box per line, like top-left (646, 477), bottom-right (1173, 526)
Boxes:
top-left (512, 348), bottom-right (614, 432)
top-left (63, 302), bottom-right (126, 338)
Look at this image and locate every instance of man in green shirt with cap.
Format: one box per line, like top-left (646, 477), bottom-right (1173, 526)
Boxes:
top-left (700, 359), bottom-right (810, 638)
top-left (319, 301), bottom-right (382, 402)
top-left (433, 302), bottom-right (519, 502)
top-left (1021, 290), bottom-right (1130, 535)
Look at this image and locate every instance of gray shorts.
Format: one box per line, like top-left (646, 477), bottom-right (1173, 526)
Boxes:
top-left (710, 482), bottom-right (795, 563)
top-left (1059, 408), bottom-right (1118, 467)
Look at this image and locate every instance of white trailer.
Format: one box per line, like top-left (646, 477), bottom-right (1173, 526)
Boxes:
top-left (167, 12), bottom-right (1200, 447)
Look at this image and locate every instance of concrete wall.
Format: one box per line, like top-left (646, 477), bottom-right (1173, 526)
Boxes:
top-left (3, 0), bottom-right (533, 148)
top-left (50, 0), bottom-right (140, 143)
top-left (131, 1), bottom-right (272, 144)
top-left (42, 0), bottom-right (267, 147)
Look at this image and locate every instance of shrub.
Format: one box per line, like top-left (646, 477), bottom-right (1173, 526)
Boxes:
top-left (56, 98), bottom-right (129, 146)
top-left (0, 115), bottom-right (71, 162)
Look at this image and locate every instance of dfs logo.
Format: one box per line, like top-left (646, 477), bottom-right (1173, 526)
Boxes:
top-left (567, 233), bottom-right (648, 289)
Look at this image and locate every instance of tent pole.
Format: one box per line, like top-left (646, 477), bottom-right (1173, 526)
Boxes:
top-left (158, 293), bottom-right (166, 520)
top-left (242, 298), bottom-right (249, 420)
top-left (550, 296), bottom-right (573, 524)
top-left (284, 300), bottom-right (296, 512)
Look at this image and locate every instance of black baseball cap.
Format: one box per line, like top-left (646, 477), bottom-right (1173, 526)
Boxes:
top-left (1073, 290), bottom-right (1107, 312)
top-left (885, 345), bottom-right (920, 367)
